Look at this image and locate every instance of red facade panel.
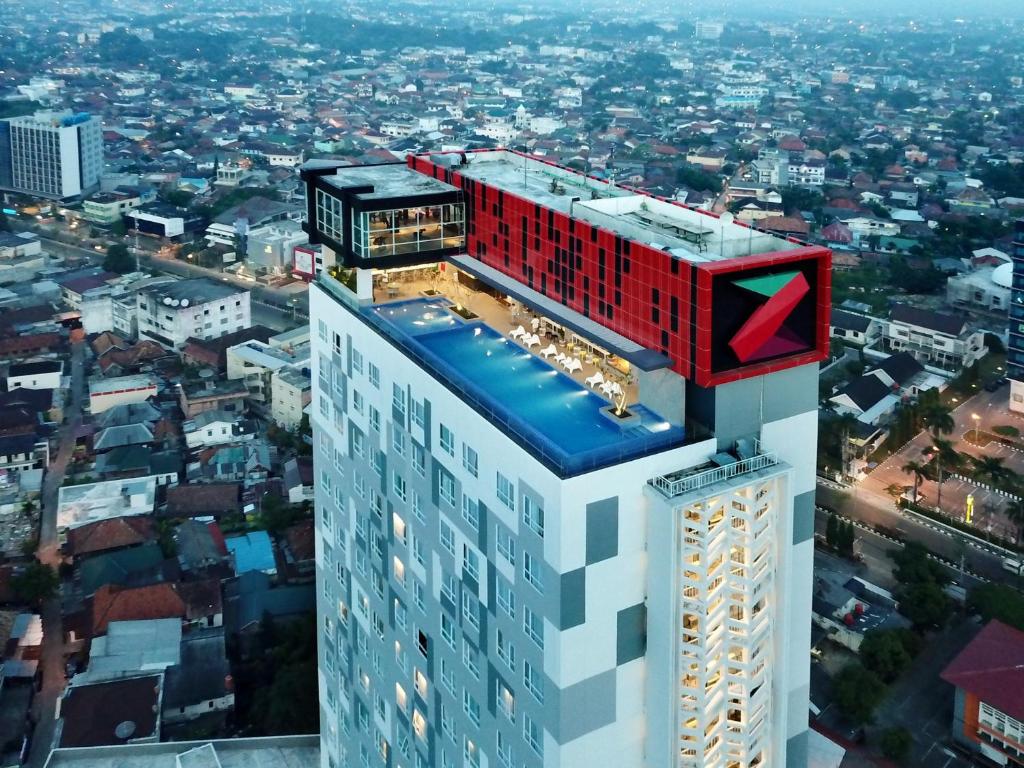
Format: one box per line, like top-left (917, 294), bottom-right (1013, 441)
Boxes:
top-left (408, 153), bottom-right (830, 387)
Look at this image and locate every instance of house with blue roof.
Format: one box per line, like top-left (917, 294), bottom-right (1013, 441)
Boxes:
top-left (224, 531), bottom-right (276, 577)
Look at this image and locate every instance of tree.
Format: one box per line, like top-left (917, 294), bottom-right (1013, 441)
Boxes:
top-left (260, 492), bottom-right (298, 535)
top-left (103, 243), bottom-right (134, 274)
top-left (859, 629), bottom-right (918, 682)
top-left (902, 460), bottom-right (927, 504)
top-left (892, 542), bottom-right (950, 587)
top-left (838, 520), bottom-right (856, 557)
top-left (10, 562), bottom-right (59, 606)
top-left (971, 455), bottom-right (1009, 489)
top-left (880, 727), bottom-right (913, 763)
top-left (1005, 498), bottom-right (1024, 546)
top-left (833, 663), bottom-right (886, 724)
top-left (899, 580), bottom-right (951, 629)
top-left (164, 189), bottom-right (194, 208)
top-left (826, 514), bottom-right (840, 549)
top-left (968, 583), bottom-right (1024, 630)
top-left (921, 403), bottom-right (955, 437)
top-left (927, 437), bottom-right (962, 512)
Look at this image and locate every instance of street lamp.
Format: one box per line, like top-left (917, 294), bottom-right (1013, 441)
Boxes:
top-left (971, 412), bottom-right (980, 442)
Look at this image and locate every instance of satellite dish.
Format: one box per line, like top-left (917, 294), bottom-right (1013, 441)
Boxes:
top-left (181, 299), bottom-right (189, 307)
top-left (114, 721), bottom-right (136, 740)
top-left (171, 299), bottom-right (180, 307)
top-left (163, 297), bottom-right (172, 305)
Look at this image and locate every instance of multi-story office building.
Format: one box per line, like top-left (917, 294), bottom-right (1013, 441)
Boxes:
top-left (0, 111), bottom-right (102, 200)
top-left (305, 151), bottom-right (831, 768)
top-left (1009, 220), bottom-right (1024, 413)
top-left (136, 278), bottom-right (251, 350)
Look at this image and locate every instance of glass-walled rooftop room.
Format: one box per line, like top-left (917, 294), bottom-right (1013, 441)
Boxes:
top-left (352, 203), bottom-right (464, 259)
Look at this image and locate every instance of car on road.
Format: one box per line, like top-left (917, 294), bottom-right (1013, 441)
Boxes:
top-left (1002, 557), bottom-right (1023, 575)
top-left (984, 379), bottom-right (1006, 392)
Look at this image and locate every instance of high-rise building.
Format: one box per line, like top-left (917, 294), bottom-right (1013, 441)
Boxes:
top-left (1009, 220), bottom-right (1024, 413)
top-left (0, 110), bottom-right (103, 200)
top-left (305, 151), bottom-right (831, 768)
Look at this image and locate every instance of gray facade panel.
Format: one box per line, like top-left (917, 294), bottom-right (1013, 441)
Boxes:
top-left (585, 497), bottom-right (619, 565)
top-left (785, 729), bottom-right (809, 768)
top-left (761, 363), bottom-right (820, 423)
top-left (792, 490), bottom-right (815, 545)
top-left (557, 668), bottom-right (617, 744)
top-left (616, 603), bottom-right (646, 665)
top-left (559, 568), bottom-right (586, 630)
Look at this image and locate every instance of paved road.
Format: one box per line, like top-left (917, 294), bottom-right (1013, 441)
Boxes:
top-left (817, 482), bottom-right (1011, 584)
top-left (35, 233), bottom-right (310, 321)
top-left (862, 385), bottom-right (1022, 541)
top-left (27, 341), bottom-right (83, 767)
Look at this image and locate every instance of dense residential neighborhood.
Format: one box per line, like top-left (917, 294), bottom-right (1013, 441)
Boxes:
top-left (1, 1), bottom-right (1024, 768)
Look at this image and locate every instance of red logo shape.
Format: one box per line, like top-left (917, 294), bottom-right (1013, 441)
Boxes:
top-left (728, 271), bottom-right (810, 363)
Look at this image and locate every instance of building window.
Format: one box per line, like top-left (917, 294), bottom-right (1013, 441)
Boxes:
top-left (462, 639), bottom-right (480, 679)
top-left (523, 552), bottom-right (544, 593)
top-left (440, 424), bottom-right (455, 456)
top-left (461, 494), bottom-right (479, 531)
top-left (524, 606), bottom-right (544, 649)
top-left (412, 442), bottom-right (425, 476)
top-left (462, 690), bottom-right (481, 727)
top-left (368, 362), bottom-right (380, 388)
top-left (523, 495), bottom-right (544, 538)
top-left (392, 429), bottom-right (405, 457)
top-left (462, 444), bottom-right (478, 477)
top-left (463, 544), bottom-right (480, 582)
top-left (351, 348), bottom-right (363, 374)
top-left (393, 472), bottom-right (407, 502)
top-left (524, 715), bottom-right (543, 756)
top-left (523, 659), bottom-right (544, 703)
top-left (496, 525), bottom-right (515, 567)
top-left (411, 398), bottom-right (425, 428)
top-left (439, 469), bottom-right (456, 506)
top-left (352, 390), bottom-right (364, 415)
top-left (440, 520), bottom-right (455, 556)
top-left (496, 472), bottom-right (515, 510)
top-left (496, 577), bottom-right (516, 620)
top-left (393, 383), bottom-right (406, 420)
top-left (369, 406), bottom-right (381, 433)
top-left (496, 629), bottom-right (516, 672)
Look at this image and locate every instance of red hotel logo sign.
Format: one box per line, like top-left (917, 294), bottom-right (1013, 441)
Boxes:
top-left (728, 271), bottom-right (811, 363)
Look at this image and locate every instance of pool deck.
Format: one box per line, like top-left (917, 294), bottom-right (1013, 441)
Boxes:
top-left (372, 271), bottom-right (640, 406)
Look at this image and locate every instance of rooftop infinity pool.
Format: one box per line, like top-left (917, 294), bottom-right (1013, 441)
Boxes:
top-left (367, 299), bottom-right (686, 475)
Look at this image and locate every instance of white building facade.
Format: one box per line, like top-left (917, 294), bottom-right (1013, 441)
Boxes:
top-left (0, 111), bottom-right (102, 199)
top-left (136, 278), bottom-right (251, 350)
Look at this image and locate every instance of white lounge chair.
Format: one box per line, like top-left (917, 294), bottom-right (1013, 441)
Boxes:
top-left (539, 344), bottom-right (557, 359)
top-left (524, 334), bottom-right (541, 348)
top-left (564, 358), bottom-right (583, 374)
top-left (509, 325), bottom-right (526, 340)
top-left (600, 381), bottom-right (616, 397)
top-left (609, 382), bottom-right (624, 398)
top-left (585, 371), bottom-right (605, 388)
top-left (553, 353), bottom-right (567, 365)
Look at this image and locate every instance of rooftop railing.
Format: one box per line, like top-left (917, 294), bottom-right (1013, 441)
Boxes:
top-left (649, 451), bottom-right (781, 499)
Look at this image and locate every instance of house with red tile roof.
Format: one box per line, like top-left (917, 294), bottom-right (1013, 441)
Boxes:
top-left (65, 516), bottom-right (156, 559)
top-left (941, 620), bottom-right (1024, 766)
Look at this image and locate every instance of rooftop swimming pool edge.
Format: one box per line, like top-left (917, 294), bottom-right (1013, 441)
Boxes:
top-left (326, 293), bottom-right (691, 478)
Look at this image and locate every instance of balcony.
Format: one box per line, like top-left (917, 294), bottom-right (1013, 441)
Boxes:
top-left (650, 449), bottom-right (781, 499)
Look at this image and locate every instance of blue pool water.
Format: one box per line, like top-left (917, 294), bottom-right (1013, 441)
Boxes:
top-left (369, 299), bottom-right (686, 473)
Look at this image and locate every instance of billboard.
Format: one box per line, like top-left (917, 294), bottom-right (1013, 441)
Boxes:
top-left (293, 246), bottom-right (315, 278)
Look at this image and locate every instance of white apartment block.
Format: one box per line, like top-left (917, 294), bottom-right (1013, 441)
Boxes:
top-left (135, 278), bottom-right (251, 350)
top-left (0, 111), bottom-right (102, 200)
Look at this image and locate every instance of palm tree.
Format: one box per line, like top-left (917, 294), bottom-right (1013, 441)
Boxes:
top-left (970, 455), bottom-right (1010, 490)
top-left (928, 437), bottom-right (963, 513)
top-left (1005, 499), bottom-right (1024, 545)
top-left (902, 460), bottom-right (927, 504)
top-left (921, 402), bottom-right (955, 437)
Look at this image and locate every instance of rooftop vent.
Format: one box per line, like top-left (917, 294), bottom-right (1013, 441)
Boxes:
top-left (114, 720), bottom-right (136, 740)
